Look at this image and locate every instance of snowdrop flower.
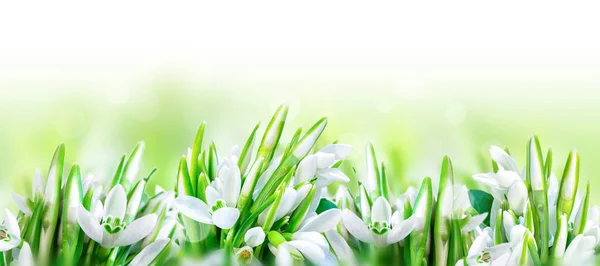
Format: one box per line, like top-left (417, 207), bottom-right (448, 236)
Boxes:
top-left (455, 232), bottom-right (511, 266)
top-left (450, 185), bottom-right (489, 233)
top-left (473, 146), bottom-right (529, 215)
top-left (295, 144), bottom-right (352, 213)
top-left (342, 196), bottom-right (416, 247)
top-left (174, 158), bottom-right (242, 229)
top-left (76, 185), bottom-right (158, 248)
top-left (197, 227), bottom-right (266, 266)
top-left (0, 209), bottom-right (21, 252)
top-left (235, 227), bottom-right (266, 266)
top-left (267, 231), bottom-right (332, 264)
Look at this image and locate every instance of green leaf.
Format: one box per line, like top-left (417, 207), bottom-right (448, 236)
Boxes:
top-left (468, 190), bottom-right (493, 226)
top-left (315, 198), bottom-right (338, 214)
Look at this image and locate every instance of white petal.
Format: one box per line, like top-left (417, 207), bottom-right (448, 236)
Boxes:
top-left (564, 235), bottom-right (596, 263)
top-left (205, 186), bottom-right (221, 207)
top-left (11, 192), bottom-right (32, 216)
top-left (0, 241), bottom-right (18, 252)
top-left (507, 182), bottom-right (528, 215)
top-left (244, 227), bottom-right (266, 247)
top-left (316, 168), bottom-right (350, 187)
top-left (494, 170), bottom-right (520, 189)
top-left (296, 155), bottom-right (318, 184)
top-left (212, 207), bottom-right (240, 229)
top-left (219, 162), bottom-right (242, 207)
top-left (472, 173), bottom-right (500, 190)
top-left (275, 244), bottom-right (294, 266)
top-left (371, 197), bottom-right (392, 223)
top-left (76, 205), bottom-right (103, 244)
top-left (291, 184), bottom-right (312, 211)
top-left (292, 232), bottom-right (329, 252)
top-left (387, 216), bottom-right (416, 244)
top-left (315, 152), bottom-right (336, 168)
top-left (4, 209), bottom-right (21, 236)
top-left (468, 233), bottom-right (489, 257)
top-left (489, 146), bottom-right (519, 173)
top-left (129, 238), bottom-right (170, 266)
top-left (115, 214), bottom-right (158, 246)
top-left (298, 209), bottom-right (342, 233)
top-left (462, 213), bottom-right (488, 233)
top-left (104, 185), bottom-right (127, 220)
top-left (319, 144), bottom-right (353, 160)
top-left (275, 188), bottom-right (298, 220)
top-left (173, 196), bottom-right (213, 224)
top-left (342, 209), bottom-right (373, 243)
top-left (18, 242), bottom-right (34, 266)
top-left (325, 230), bottom-right (356, 265)
top-left (287, 240), bottom-right (326, 262)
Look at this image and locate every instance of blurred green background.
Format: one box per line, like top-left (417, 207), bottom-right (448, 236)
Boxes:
top-left (2, 65), bottom-right (600, 211)
top-left (3, 2), bottom-right (600, 211)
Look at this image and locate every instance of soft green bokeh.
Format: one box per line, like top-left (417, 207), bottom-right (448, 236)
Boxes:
top-left (2, 66), bottom-right (600, 211)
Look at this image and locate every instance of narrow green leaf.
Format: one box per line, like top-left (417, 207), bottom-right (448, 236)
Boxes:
top-left (121, 141), bottom-right (145, 193)
top-left (237, 122), bottom-right (260, 175)
top-left (176, 156), bottom-right (194, 197)
top-left (365, 142), bottom-right (381, 198)
top-left (257, 104), bottom-right (288, 169)
top-left (39, 143), bottom-right (65, 263)
top-left (190, 122), bottom-right (206, 187)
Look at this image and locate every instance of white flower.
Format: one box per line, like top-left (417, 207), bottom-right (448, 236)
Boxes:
top-left (268, 231), bottom-right (332, 264)
top-left (473, 146), bottom-right (529, 215)
top-left (450, 185), bottom-right (489, 233)
top-left (174, 158), bottom-right (242, 230)
top-left (244, 226), bottom-right (266, 248)
top-left (342, 196), bottom-right (416, 247)
top-left (174, 195), bottom-right (239, 230)
top-left (76, 185), bottom-right (158, 248)
top-left (0, 209), bottom-right (21, 252)
top-left (455, 231), bottom-right (511, 266)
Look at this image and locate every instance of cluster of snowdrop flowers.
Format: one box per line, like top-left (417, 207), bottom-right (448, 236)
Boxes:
top-left (462, 135), bottom-right (600, 265)
top-left (3, 105), bottom-right (600, 266)
top-left (3, 143), bottom-right (177, 266)
top-left (172, 105), bottom-right (354, 265)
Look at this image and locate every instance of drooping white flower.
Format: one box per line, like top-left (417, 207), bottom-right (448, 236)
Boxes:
top-left (268, 231), bottom-right (332, 264)
top-left (473, 146), bottom-right (529, 215)
top-left (76, 185), bottom-right (158, 248)
top-left (0, 209), bottom-right (21, 252)
top-left (342, 196), bottom-right (416, 247)
top-left (174, 158), bottom-right (242, 229)
top-left (455, 231), bottom-right (511, 266)
top-left (450, 185), bottom-right (489, 233)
